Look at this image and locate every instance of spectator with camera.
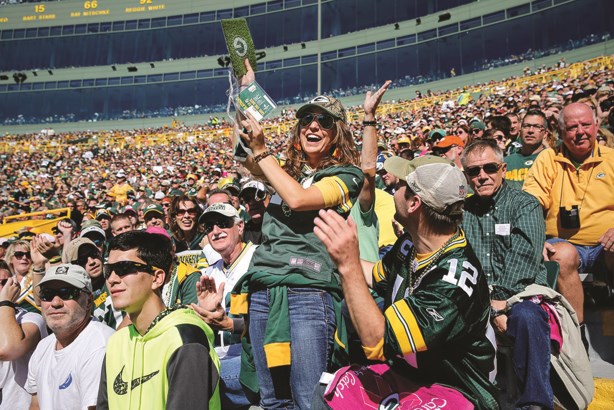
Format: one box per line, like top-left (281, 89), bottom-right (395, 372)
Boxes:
top-left (524, 102), bottom-right (614, 326)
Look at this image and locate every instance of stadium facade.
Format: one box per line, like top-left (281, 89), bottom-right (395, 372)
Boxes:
top-left (0, 0), bottom-right (611, 125)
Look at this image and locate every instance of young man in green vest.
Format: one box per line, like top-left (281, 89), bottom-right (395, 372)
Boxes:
top-left (97, 230), bottom-right (221, 409)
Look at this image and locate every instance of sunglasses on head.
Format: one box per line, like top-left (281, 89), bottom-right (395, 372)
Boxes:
top-left (103, 261), bottom-right (157, 280)
top-left (465, 162), bottom-right (503, 177)
top-left (39, 287), bottom-right (83, 302)
top-left (13, 251), bottom-right (31, 259)
top-left (298, 113), bottom-right (336, 130)
top-left (204, 217), bottom-right (235, 234)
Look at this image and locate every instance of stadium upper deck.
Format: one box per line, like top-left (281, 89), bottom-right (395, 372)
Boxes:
top-left (0, 0), bottom-right (611, 126)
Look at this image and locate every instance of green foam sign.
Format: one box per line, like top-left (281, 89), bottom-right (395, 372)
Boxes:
top-left (221, 18), bottom-right (258, 78)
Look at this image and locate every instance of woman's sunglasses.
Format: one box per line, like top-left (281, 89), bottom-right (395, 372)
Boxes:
top-left (13, 251), bottom-right (31, 259)
top-left (298, 113), bottom-right (336, 130)
top-left (103, 261), bottom-right (157, 280)
top-left (39, 287), bottom-right (83, 302)
top-left (465, 162), bottom-right (503, 177)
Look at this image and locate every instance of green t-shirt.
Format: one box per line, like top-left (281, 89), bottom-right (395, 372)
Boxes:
top-left (249, 164), bottom-right (364, 283)
top-left (504, 151), bottom-right (540, 185)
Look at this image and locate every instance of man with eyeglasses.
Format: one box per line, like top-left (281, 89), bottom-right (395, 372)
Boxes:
top-left (431, 135), bottom-right (465, 169)
top-left (462, 139), bottom-right (553, 409)
top-left (505, 110), bottom-right (549, 186)
top-left (192, 202), bottom-right (258, 409)
top-left (524, 102), bottom-right (614, 327)
top-left (98, 231), bottom-right (220, 409)
top-left (239, 180), bottom-right (271, 245)
top-left (62, 237), bottom-right (124, 329)
top-left (469, 119), bottom-right (486, 139)
top-left (26, 264), bottom-right (114, 410)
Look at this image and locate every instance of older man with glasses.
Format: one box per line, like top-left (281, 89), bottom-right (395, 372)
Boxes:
top-left (26, 264), bottom-right (114, 410)
top-left (461, 139), bottom-right (554, 410)
top-left (193, 202), bottom-right (259, 409)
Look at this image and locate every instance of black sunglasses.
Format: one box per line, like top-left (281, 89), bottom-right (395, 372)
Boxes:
top-left (470, 128), bottom-right (482, 134)
top-left (204, 217), bottom-right (235, 234)
top-left (465, 162), bottom-right (503, 177)
top-left (39, 287), bottom-right (83, 302)
top-left (298, 113), bottom-right (336, 130)
top-left (103, 261), bottom-right (157, 280)
top-left (76, 249), bottom-right (101, 267)
top-left (13, 251), bottom-right (31, 259)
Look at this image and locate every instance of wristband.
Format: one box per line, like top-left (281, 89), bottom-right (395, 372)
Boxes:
top-left (0, 301), bottom-right (16, 311)
top-left (362, 120), bottom-right (377, 127)
top-left (32, 267), bottom-right (46, 275)
top-left (253, 151), bottom-right (272, 163)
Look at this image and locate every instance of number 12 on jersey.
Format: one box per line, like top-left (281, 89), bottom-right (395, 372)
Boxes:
top-left (441, 259), bottom-right (478, 296)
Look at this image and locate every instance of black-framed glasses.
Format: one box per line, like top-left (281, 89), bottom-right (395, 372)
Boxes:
top-left (465, 162), bottom-right (504, 177)
top-left (103, 261), bottom-right (157, 280)
top-left (13, 251), bottom-right (31, 259)
top-left (0, 279), bottom-right (8, 286)
top-left (76, 249), bottom-right (101, 267)
top-left (39, 287), bottom-right (83, 302)
top-left (521, 123), bottom-right (545, 131)
top-left (298, 113), bottom-right (336, 130)
top-left (204, 217), bottom-right (235, 234)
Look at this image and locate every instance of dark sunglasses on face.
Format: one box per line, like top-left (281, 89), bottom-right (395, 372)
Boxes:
top-left (103, 261), bottom-right (157, 280)
top-left (175, 208), bottom-right (198, 217)
top-left (298, 113), bottom-right (336, 130)
top-left (13, 251), bottom-right (31, 259)
top-left (39, 287), bottom-right (83, 302)
top-left (465, 162), bottom-right (504, 177)
top-left (76, 249), bottom-right (101, 266)
top-left (470, 128), bottom-right (482, 134)
top-left (204, 218), bottom-right (235, 235)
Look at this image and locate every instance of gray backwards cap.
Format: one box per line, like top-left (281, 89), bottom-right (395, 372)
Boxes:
top-left (296, 95), bottom-right (347, 123)
top-left (384, 156), bottom-right (466, 215)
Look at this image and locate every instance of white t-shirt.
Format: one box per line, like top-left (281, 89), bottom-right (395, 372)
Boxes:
top-left (202, 242), bottom-right (257, 358)
top-left (0, 308), bottom-right (47, 410)
top-left (26, 319), bottom-right (114, 410)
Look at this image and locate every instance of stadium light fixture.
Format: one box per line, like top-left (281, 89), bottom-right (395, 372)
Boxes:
top-left (112, 65), bottom-right (117, 71)
top-left (416, 18), bottom-right (421, 25)
top-left (127, 66), bottom-right (138, 72)
top-left (301, 42), bottom-right (306, 49)
top-left (48, 70), bottom-right (53, 75)
top-left (394, 23), bottom-right (399, 30)
top-left (438, 13), bottom-right (451, 22)
top-left (283, 45), bottom-right (288, 52)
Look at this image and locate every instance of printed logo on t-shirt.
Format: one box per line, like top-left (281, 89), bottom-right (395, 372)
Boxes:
top-left (59, 373), bottom-right (73, 390)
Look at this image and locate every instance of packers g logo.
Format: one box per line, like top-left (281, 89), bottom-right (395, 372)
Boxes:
top-left (233, 37), bottom-right (248, 57)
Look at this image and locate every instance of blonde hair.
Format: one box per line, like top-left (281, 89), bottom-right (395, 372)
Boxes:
top-left (5, 240), bottom-right (32, 276)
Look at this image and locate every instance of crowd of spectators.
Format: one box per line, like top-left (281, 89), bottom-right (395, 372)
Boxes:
top-left (1, 56), bottom-right (613, 223)
top-left (0, 54), bottom-right (612, 409)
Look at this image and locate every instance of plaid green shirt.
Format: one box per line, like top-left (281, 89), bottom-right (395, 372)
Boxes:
top-left (463, 181), bottom-right (548, 300)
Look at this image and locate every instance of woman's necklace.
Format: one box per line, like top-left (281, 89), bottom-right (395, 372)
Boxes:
top-left (408, 231), bottom-right (460, 295)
